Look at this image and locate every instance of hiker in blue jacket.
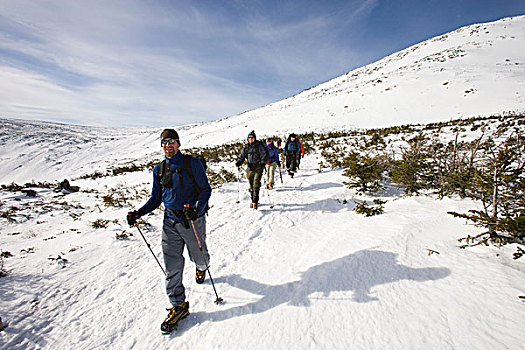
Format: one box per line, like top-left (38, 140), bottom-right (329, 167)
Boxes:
top-left (126, 128), bottom-right (211, 332)
top-left (284, 133), bottom-right (301, 177)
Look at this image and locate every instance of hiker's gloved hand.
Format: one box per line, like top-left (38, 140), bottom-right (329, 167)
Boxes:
top-left (235, 160), bottom-right (243, 168)
top-left (183, 206), bottom-right (199, 221)
top-left (127, 210), bottom-right (141, 226)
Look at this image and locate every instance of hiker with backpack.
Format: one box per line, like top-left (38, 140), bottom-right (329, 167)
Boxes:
top-left (284, 133), bottom-right (301, 177)
top-left (265, 138), bottom-right (280, 190)
top-left (235, 131), bottom-right (268, 209)
top-left (126, 129), bottom-right (212, 333)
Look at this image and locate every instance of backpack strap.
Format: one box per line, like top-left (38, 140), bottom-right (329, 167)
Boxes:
top-left (182, 154), bottom-right (210, 213)
top-left (157, 156), bottom-right (195, 191)
top-left (182, 154), bottom-right (201, 195)
top-left (157, 159), bottom-right (166, 181)
top-left (156, 159), bottom-right (167, 200)
top-left (157, 154), bottom-right (209, 213)
top-left (156, 158), bottom-right (185, 198)
top-left (166, 208), bottom-right (190, 229)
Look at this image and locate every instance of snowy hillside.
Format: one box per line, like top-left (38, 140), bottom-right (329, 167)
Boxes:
top-left (1, 113), bottom-right (524, 349)
top-left (0, 145), bottom-right (523, 349)
top-left (182, 15), bottom-right (525, 146)
top-left (0, 118), bottom-right (163, 184)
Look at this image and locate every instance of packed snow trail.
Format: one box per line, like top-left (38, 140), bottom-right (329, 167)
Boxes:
top-left (0, 155), bottom-right (524, 349)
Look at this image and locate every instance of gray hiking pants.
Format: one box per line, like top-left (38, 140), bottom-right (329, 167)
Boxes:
top-left (162, 214), bottom-right (209, 306)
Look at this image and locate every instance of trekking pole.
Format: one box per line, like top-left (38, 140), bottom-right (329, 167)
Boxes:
top-left (184, 205), bottom-right (224, 305)
top-left (236, 167), bottom-right (241, 204)
top-left (135, 224), bottom-right (166, 276)
top-left (278, 165), bottom-right (283, 184)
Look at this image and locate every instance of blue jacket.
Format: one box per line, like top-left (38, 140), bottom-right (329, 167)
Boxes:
top-left (284, 139), bottom-right (300, 155)
top-left (139, 152), bottom-right (211, 222)
top-left (267, 145), bottom-right (280, 164)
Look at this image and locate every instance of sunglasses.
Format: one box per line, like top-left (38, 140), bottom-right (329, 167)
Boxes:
top-left (248, 136), bottom-right (255, 139)
top-left (161, 138), bottom-right (178, 146)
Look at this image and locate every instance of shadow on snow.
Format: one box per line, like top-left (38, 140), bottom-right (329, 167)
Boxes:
top-left (191, 250), bottom-right (450, 324)
top-left (275, 181), bottom-right (344, 192)
top-left (0, 273), bottom-right (53, 348)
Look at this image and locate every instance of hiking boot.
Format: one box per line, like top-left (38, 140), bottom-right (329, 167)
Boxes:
top-left (268, 183), bottom-right (273, 190)
top-left (161, 301), bottom-right (190, 334)
top-left (251, 202), bottom-right (258, 210)
top-left (196, 268), bottom-right (206, 284)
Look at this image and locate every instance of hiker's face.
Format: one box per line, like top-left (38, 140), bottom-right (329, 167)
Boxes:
top-left (248, 136), bottom-right (255, 144)
top-left (162, 138), bottom-right (179, 158)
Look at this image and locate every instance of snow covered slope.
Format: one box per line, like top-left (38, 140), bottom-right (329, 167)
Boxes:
top-left (0, 153), bottom-right (523, 349)
top-left (0, 118), bottom-right (161, 183)
top-left (182, 15), bottom-right (525, 146)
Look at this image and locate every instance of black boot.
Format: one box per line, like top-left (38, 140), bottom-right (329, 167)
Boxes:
top-left (196, 268), bottom-right (206, 284)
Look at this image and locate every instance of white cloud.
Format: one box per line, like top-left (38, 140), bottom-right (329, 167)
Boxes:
top-left (0, 0), bottom-right (374, 126)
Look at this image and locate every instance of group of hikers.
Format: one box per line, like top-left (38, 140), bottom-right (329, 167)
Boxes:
top-left (235, 130), bottom-right (304, 209)
top-left (127, 128), bottom-right (304, 334)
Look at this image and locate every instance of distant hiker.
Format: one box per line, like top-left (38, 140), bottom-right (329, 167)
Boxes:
top-left (126, 128), bottom-right (212, 333)
top-left (265, 138), bottom-right (280, 190)
top-left (235, 131), bottom-right (268, 209)
top-left (296, 138), bottom-right (305, 170)
top-left (284, 133), bottom-right (301, 177)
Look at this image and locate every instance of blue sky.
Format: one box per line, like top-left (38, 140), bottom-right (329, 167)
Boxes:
top-left (0, 0), bottom-right (523, 127)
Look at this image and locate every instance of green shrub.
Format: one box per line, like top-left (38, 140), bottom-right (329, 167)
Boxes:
top-left (115, 231), bottom-right (132, 240)
top-left (342, 152), bottom-right (385, 192)
top-left (354, 199), bottom-right (386, 216)
top-left (92, 219), bottom-right (110, 229)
